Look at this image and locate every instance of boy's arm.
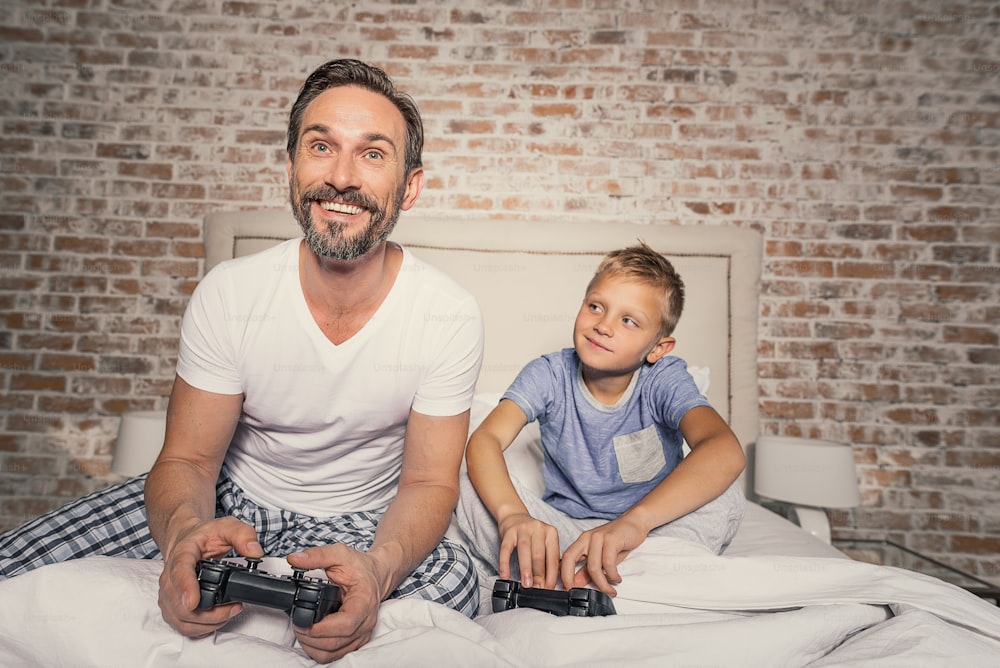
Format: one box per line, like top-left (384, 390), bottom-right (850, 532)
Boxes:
top-left (466, 399), bottom-right (561, 589)
top-left (561, 405), bottom-right (746, 595)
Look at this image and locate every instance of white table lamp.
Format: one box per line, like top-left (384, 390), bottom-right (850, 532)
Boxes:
top-left (112, 410), bottom-right (167, 477)
top-left (753, 435), bottom-right (861, 543)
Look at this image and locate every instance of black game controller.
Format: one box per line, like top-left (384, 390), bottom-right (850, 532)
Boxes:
top-left (492, 579), bottom-right (616, 617)
top-left (196, 557), bottom-right (341, 628)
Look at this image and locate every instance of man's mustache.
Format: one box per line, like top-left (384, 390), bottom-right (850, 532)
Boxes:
top-left (300, 187), bottom-right (379, 213)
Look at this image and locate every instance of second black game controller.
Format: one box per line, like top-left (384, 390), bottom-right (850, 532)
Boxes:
top-left (492, 578), bottom-right (616, 617)
top-left (196, 557), bottom-right (341, 628)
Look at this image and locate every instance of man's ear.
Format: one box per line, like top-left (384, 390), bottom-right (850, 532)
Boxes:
top-left (646, 336), bottom-right (676, 364)
top-left (400, 167), bottom-right (424, 211)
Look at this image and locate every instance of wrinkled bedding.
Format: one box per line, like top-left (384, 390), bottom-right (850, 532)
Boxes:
top-left (2, 537), bottom-right (998, 667)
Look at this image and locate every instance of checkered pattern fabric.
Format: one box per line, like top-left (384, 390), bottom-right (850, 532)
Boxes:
top-left (0, 468), bottom-right (478, 616)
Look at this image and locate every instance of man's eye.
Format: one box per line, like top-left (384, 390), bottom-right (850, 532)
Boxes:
top-left (365, 150), bottom-right (382, 160)
top-left (311, 143), bottom-right (330, 153)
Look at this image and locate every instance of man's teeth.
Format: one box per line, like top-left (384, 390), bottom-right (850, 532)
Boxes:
top-left (319, 201), bottom-right (364, 214)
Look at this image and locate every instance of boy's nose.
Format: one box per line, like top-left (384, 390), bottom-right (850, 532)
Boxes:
top-left (594, 318), bottom-right (613, 336)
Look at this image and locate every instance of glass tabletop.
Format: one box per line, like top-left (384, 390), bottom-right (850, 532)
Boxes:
top-left (832, 538), bottom-right (999, 600)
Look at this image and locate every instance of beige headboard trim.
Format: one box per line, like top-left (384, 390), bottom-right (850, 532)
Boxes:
top-left (203, 210), bottom-right (762, 463)
top-left (204, 208), bottom-right (301, 272)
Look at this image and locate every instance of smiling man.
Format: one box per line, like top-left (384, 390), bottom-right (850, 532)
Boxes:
top-left (0, 60), bottom-right (484, 663)
top-left (287, 80), bottom-right (415, 263)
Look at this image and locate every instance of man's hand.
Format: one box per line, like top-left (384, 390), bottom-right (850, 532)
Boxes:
top-left (560, 517), bottom-right (647, 596)
top-left (285, 543), bottom-right (392, 663)
top-left (497, 512), bottom-right (560, 590)
top-left (157, 516), bottom-right (263, 638)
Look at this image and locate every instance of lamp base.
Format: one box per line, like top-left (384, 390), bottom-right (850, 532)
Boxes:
top-left (790, 506), bottom-right (832, 544)
top-left (758, 501), bottom-right (832, 544)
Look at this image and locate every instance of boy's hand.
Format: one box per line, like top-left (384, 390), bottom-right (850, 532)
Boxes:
top-left (560, 517), bottom-right (647, 597)
top-left (497, 513), bottom-right (560, 589)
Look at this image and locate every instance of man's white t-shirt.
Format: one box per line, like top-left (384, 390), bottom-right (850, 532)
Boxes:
top-left (175, 238), bottom-right (484, 517)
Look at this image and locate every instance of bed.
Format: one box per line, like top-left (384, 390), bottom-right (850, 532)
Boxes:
top-left (1, 209), bottom-right (998, 667)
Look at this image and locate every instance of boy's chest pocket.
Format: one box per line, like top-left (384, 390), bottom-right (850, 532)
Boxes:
top-left (613, 425), bottom-right (666, 484)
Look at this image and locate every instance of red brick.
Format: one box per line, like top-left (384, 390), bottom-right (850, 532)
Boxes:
top-left (951, 535), bottom-right (1000, 556)
top-left (0, 353), bottom-right (35, 372)
top-left (9, 374), bottom-right (65, 392)
top-left (943, 326), bottom-right (999, 345)
top-left (37, 395), bottom-right (94, 413)
top-left (96, 143), bottom-right (151, 160)
top-left (145, 222), bottom-right (201, 238)
top-left (140, 259), bottom-right (200, 278)
top-left (836, 261), bottom-right (895, 279)
top-left (116, 162), bottom-right (173, 180)
top-left (112, 239), bottom-right (169, 257)
top-left (15, 333), bottom-right (74, 351)
top-left (53, 236), bottom-right (109, 254)
top-left (760, 400), bottom-right (815, 419)
top-left (151, 183), bottom-right (206, 199)
top-left (38, 353), bottom-right (94, 372)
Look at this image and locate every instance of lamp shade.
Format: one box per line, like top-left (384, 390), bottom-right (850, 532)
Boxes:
top-left (112, 410), bottom-right (167, 476)
top-left (754, 436), bottom-right (860, 508)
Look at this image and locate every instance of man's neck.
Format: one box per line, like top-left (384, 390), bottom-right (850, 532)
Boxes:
top-left (298, 240), bottom-right (402, 344)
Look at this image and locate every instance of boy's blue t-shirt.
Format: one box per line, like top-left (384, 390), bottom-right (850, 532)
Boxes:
top-left (502, 348), bottom-right (711, 520)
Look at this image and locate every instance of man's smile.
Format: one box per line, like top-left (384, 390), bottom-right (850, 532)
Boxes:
top-left (318, 199), bottom-right (366, 215)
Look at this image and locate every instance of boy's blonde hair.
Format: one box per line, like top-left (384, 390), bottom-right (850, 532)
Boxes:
top-left (586, 242), bottom-right (685, 337)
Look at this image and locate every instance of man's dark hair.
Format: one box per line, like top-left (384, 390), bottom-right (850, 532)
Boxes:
top-left (286, 59), bottom-right (424, 174)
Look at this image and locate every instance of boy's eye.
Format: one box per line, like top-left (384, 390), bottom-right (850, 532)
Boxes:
top-left (623, 317), bottom-right (637, 327)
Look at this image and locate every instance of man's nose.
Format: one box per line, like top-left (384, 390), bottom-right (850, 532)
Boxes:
top-left (325, 153), bottom-right (361, 191)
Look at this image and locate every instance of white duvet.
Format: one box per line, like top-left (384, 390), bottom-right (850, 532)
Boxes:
top-left (2, 537), bottom-right (998, 667)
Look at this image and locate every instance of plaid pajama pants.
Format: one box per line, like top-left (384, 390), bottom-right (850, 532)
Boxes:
top-left (0, 468), bottom-right (479, 616)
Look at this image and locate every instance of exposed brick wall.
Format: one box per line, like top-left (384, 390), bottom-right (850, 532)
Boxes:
top-left (1, 1), bottom-right (997, 581)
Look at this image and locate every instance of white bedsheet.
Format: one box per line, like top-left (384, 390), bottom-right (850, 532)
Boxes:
top-left (484, 537), bottom-right (1000, 667)
top-left (0, 556), bottom-right (518, 667)
top-left (2, 539), bottom-right (997, 667)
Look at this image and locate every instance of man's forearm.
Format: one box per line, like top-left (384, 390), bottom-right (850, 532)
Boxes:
top-left (366, 482), bottom-right (459, 600)
top-left (146, 376), bottom-right (243, 557)
top-left (144, 460), bottom-right (220, 558)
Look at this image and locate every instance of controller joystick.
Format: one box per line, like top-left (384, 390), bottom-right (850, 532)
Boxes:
top-left (196, 558), bottom-right (340, 628)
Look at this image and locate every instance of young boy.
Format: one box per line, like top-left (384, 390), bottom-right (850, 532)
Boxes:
top-left (458, 243), bottom-right (746, 599)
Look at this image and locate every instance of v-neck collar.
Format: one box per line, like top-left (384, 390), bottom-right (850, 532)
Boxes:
top-left (290, 241), bottom-right (407, 351)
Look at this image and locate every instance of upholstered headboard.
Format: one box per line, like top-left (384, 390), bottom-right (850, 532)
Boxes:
top-left (203, 209), bottom-right (763, 456)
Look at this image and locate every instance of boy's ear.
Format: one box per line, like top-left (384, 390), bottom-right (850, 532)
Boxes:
top-left (646, 336), bottom-right (676, 364)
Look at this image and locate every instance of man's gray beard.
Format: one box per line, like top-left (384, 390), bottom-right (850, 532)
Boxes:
top-left (301, 210), bottom-right (395, 261)
top-left (291, 186), bottom-right (404, 261)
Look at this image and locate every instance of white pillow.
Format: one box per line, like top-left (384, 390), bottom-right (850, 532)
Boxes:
top-left (687, 365), bottom-right (711, 397)
top-left (469, 393), bottom-right (545, 496)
